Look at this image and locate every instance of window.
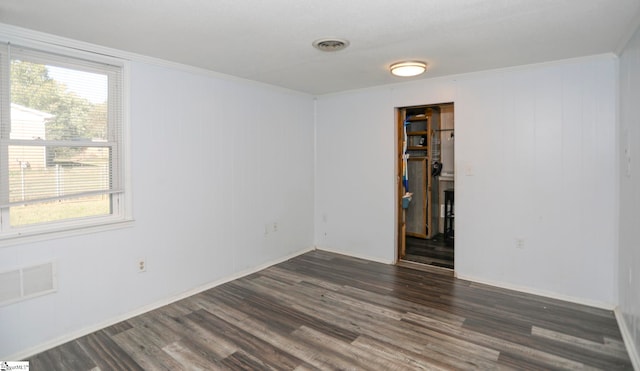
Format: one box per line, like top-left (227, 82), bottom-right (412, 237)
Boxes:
top-left (0, 44), bottom-right (129, 241)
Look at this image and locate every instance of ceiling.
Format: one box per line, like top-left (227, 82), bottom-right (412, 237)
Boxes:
top-left (1, 0), bottom-right (639, 95)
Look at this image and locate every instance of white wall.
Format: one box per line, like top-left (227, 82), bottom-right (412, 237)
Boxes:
top-left (455, 56), bottom-right (618, 307)
top-left (0, 58), bottom-right (315, 358)
top-left (315, 55), bottom-right (618, 307)
top-left (618, 21), bottom-right (640, 367)
top-left (314, 89), bottom-right (395, 262)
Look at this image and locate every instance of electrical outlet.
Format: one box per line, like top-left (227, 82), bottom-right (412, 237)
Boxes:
top-left (137, 258), bottom-right (146, 273)
top-left (515, 238), bottom-right (525, 249)
top-left (273, 222), bottom-right (278, 232)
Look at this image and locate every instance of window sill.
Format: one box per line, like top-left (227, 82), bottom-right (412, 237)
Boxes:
top-left (0, 218), bottom-right (135, 248)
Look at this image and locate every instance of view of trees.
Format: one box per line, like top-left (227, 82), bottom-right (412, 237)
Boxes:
top-left (6, 58), bottom-right (114, 227)
top-left (10, 60), bottom-right (108, 159)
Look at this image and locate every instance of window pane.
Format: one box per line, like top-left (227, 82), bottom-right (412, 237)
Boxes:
top-left (10, 195), bottom-right (111, 227)
top-left (8, 145), bottom-right (111, 203)
top-left (11, 60), bottom-right (109, 141)
top-left (1, 45), bottom-right (124, 235)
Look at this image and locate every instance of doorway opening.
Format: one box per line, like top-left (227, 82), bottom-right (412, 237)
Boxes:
top-left (397, 103), bottom-right (454, 272)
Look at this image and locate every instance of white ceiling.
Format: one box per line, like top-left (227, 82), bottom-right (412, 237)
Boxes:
top-left (1, 0), bottom-right (639, 95)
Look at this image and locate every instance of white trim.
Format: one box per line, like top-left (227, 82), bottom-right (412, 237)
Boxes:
top-left (442, 53), bottom-right (619, 82)
top-left (0, 190), bottom-right (124, 209)
top-left (3, 139), bottom-right (116, 147)
top-left (323, 247), bottom-right (614, 310)
top-left (319, 53), bottom-right (619, 98)
top-left (5, 246), bottom-right (315, 361)
top-left (1, 22), bottom-right (610, 101)
top-left (0, 22), bottom-right (310, 98)
top-left (315, 246), bottom-right (394, 265)
top-left (3, 34), bottom-right (126, 70)
top-left (0, 219), bottom-right (134, 248)
top-left (0, 29), bottom-right (133, 243)
top-left (614, 307), bottom-right (640, 371)
top-left (456, 273), bottom-right (615, 310)
top-left (121, 62), bottom-right (133, 221)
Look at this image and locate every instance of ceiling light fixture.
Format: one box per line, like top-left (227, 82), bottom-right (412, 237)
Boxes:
top-left (390, 61), bottom-right (427, 77)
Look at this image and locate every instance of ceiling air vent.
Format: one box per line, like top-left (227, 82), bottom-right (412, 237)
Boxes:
top-left (312, 38), bottom-right (350, 52)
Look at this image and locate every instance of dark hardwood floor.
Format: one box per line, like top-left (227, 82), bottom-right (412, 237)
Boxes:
top-left (28, 250), bottom-right (632, 370)
top-left (405, 234), bottom-right (454, 269)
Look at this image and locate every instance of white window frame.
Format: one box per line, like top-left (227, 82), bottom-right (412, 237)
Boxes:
top-left (0, 38), bottom-right (133, 247)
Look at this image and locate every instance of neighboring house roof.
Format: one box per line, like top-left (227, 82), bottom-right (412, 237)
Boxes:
top-left (10, 103), bottom-right (53, 119)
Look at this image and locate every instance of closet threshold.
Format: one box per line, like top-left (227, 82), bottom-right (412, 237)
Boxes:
top-left (397, 259), bottom-right (454, 276)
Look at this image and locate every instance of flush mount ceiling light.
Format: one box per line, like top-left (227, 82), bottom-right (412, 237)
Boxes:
top-left (312, 38), bottom-right (350, 52)
top-left (390, 61), bottom-right (427, 77)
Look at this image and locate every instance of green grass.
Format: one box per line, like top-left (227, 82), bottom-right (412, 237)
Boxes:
top-left (10, 195), bottom-right (111, 227)
top-left (8, 156), bottom-right (113, 226)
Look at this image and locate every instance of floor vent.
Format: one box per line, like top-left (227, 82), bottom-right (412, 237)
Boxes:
top-left (0, 262), bottom-right (56, 306)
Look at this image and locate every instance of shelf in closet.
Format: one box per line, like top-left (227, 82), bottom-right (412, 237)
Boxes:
top-left (406, 131), bottom-right (428, 136)
top-left (405, 115), bottom-right (428, 122)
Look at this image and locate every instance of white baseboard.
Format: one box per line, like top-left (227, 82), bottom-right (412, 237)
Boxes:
top-left (314, 249), bottom-right (614, 310)
top-left (615, 307), bottom-right (640, 371)
top-left (455, 273), bottom-right (615, 310)
top-left (7, 246), bottom-right (315, 361)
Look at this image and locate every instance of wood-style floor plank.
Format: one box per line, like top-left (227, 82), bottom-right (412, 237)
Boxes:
top-left (76, 330), bottom-right (144, 371)
top-left (26, 250), bottom-right (633, 370)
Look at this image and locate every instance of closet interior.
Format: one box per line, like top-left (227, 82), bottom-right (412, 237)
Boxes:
top-left (398, 103), bottom-right (455, 270)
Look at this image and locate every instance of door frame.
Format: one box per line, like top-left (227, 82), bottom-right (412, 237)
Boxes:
top-left (395, 102), bottom-right (455, 268)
